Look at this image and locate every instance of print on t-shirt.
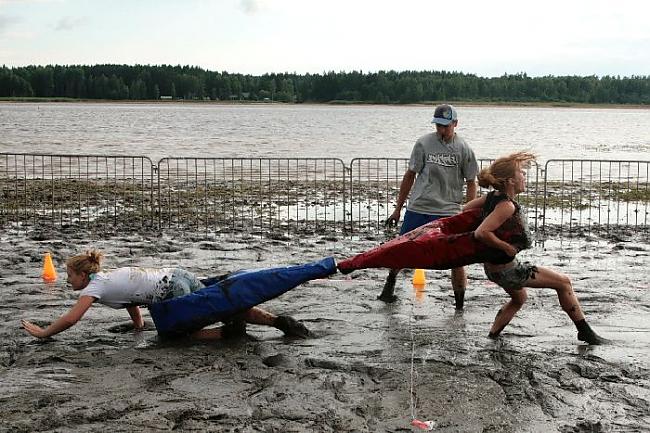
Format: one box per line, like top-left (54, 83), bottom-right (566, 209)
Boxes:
top-left (427, 153), bottom-right (459, 167)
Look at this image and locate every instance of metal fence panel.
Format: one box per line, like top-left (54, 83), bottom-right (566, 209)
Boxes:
top-left (543, 159), bottom-right (650, 234)
top-left (348, 158), bottom-right (409, 233)
top-left (156, 158), bottom-right (347, 235)
top-left (348, 158), bottom-right (542, 233)
top-left (0, 153), bottom-right (155, 231)
top-left (2, 153), bottom-right (647, 237)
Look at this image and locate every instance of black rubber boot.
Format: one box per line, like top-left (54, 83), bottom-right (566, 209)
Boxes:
top-left (378, 272), bottom-right (398, 303)
top-left (576, 320), bottom-right (606, 345)
top-left (454, 288), bottom-right (466, 310)
top-left (274, 315), bottom-right (312, 338)
top-left (221, 320), bottom-right (247, 339)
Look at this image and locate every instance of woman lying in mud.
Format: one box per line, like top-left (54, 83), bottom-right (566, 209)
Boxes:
top-left (22, 249), bottom-right (336, 341)
top-left (463, 151), bottom-right (605, 345)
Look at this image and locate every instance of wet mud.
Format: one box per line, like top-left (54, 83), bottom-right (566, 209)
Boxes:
top-left (1, 227), bottom-right (649, 432)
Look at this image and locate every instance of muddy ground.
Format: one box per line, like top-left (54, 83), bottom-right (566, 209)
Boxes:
top-left (0, 226), bottom-right (649, 432)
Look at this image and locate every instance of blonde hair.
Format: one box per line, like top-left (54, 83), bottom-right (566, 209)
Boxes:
top-left (478, 152), bottom-right (537, 192)
top-left (66, 249), bottom-right (104, 275)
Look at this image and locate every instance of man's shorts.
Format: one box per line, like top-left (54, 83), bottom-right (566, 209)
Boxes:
top-left (400, 210), bottom-right (443, 235)
top-left (484, 259), bottom-right (538, 290)
top-left (153, 268), bottom-right (205, 302)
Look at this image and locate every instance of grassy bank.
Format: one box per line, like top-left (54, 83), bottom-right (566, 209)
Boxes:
top-left (1, 97), bottom-right (649, 110)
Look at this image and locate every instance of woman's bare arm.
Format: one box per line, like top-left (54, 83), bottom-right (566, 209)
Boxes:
top-left (126, 305), bottom-right (144, 330)
top-left (22, 295), bottom-right (96, 339)
top-left (474, 200), bottom-right (518, 257)
top-left (463, 195), bottom-right (486, 210)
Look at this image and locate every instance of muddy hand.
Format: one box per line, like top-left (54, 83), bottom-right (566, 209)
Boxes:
top-left (384, 216), bottom-right (398, 227)
top-left (22, 319), bottom-right (46, 338)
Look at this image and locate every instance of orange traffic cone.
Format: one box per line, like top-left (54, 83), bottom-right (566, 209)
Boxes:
top-left (42, 252), bottom-right (57, 282)
top-left (412, 268), bottom-right (426, 286)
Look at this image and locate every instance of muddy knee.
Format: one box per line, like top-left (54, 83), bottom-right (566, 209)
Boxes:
top-left (509, 288), bottom-right (527, 307)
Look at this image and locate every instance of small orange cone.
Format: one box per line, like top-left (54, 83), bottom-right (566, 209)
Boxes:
top-left (412, 268), bottom-right (426, 286)
top-left (42, 252), bottom-right (57, 282)
top-left (412, 269), bottom-right (426, 302)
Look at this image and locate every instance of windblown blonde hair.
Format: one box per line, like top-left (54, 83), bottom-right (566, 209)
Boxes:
top-left (66, 249), bottom-right (104, 275)
top-left (477, 152), bottom-right (537, 192)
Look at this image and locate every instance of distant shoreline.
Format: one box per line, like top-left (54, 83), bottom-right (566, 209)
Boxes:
top-left (1, 97), bottom-right (649, 110)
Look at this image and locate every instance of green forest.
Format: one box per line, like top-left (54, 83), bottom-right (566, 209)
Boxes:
top-left (1, 64), bottom-right (649, 105)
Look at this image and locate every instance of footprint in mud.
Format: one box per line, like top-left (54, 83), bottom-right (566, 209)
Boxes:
top-left (560, 419), bottom-right (606, 433)
top-left (304, 357), bottom-right (349, 371)
top-left (262, 353), bottom-right (298, 368)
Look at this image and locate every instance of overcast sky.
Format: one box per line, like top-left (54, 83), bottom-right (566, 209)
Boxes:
top-left (1, 0), bottom-right (649, 77)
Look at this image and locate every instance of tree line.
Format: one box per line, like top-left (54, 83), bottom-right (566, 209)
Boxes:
top-left (1, 64), bottom-right (649, 105)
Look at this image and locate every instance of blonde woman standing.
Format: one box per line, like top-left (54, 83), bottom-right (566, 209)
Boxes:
top-left (464, 152), bottom-right (605, 344)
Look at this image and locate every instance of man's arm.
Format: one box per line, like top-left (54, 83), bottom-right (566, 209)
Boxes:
top-left (386, 169), bottom-right (416, 225)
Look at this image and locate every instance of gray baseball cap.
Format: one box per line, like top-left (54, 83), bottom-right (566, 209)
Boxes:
top-left (431, 104), bottom-right (458, 126)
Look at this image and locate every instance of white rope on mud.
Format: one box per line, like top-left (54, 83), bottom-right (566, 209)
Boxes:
top-left (407, 285), bottom-right (436, 432)
top-left (408, 287), bottom-right (417, 421)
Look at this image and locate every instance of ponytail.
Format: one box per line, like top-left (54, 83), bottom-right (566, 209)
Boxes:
top-left (66, 249), bottom-right (104, 275)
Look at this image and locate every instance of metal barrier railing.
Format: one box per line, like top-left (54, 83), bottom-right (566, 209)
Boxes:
top-left (349, 158), bottom-right (542, 232)
top-left (1, 153), bottom-right (648, 237)
top-left (0, 153), bottom-right (155, 232)
top-left (156, 158), bottom-right (347, 235)
top-left (543, 159), bottom-right (650, 234)
top-left (348, 158), bottom-right (409, 232)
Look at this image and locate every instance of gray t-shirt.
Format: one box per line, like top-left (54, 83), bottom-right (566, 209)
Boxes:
top-left (407, 132), bottom-right (478, 216)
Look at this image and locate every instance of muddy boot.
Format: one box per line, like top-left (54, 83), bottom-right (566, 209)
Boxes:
top-left (221, 320), bottom-right (247, 339)
top-left (274, 315), bottom-right (312, 338)
top-left (576, 320), bottom-right (606, 345)
top-left (378, 272), bottom-right (398, 303)
top-left (454, 287), bottom-right (466, 310)
top-left (577, 329), bottom-right (607, 345)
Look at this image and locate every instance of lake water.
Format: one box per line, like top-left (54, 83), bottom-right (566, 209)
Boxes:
top-left (1, 102), bottom-right (649, 164)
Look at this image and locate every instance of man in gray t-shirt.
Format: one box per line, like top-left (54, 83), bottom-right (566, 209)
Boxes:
top-left (380, 104), bottom-right (478, 308)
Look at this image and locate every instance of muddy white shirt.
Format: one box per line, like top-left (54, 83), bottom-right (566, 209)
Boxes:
top-left (79, 267), bottom-right (176, 309)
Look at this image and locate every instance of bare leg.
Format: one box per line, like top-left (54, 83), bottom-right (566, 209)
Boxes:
top-left (190, 327), bottom-right (223, 341)
top-left (188, 309), bottom-right (268, 342)
top-left (491, 266), bottom-right (604, 344)
top-left (242, 306), bottom-right (276, 326)
top-left (524, 266), bottom-right (584, 322)
top-left (489, 288), bottom-right (527, 338)
top-left (188, 308), bottom-right (276, 341)
top-left (243, 307), bottom-right (312, 338)
top-left (451, 266), bottom-right (467, 310)
top-left (378, 269), bottom-right (400, 303)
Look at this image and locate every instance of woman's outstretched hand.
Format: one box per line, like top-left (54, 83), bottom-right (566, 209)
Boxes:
top-left (21, 319), bottom-right (47, 338)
